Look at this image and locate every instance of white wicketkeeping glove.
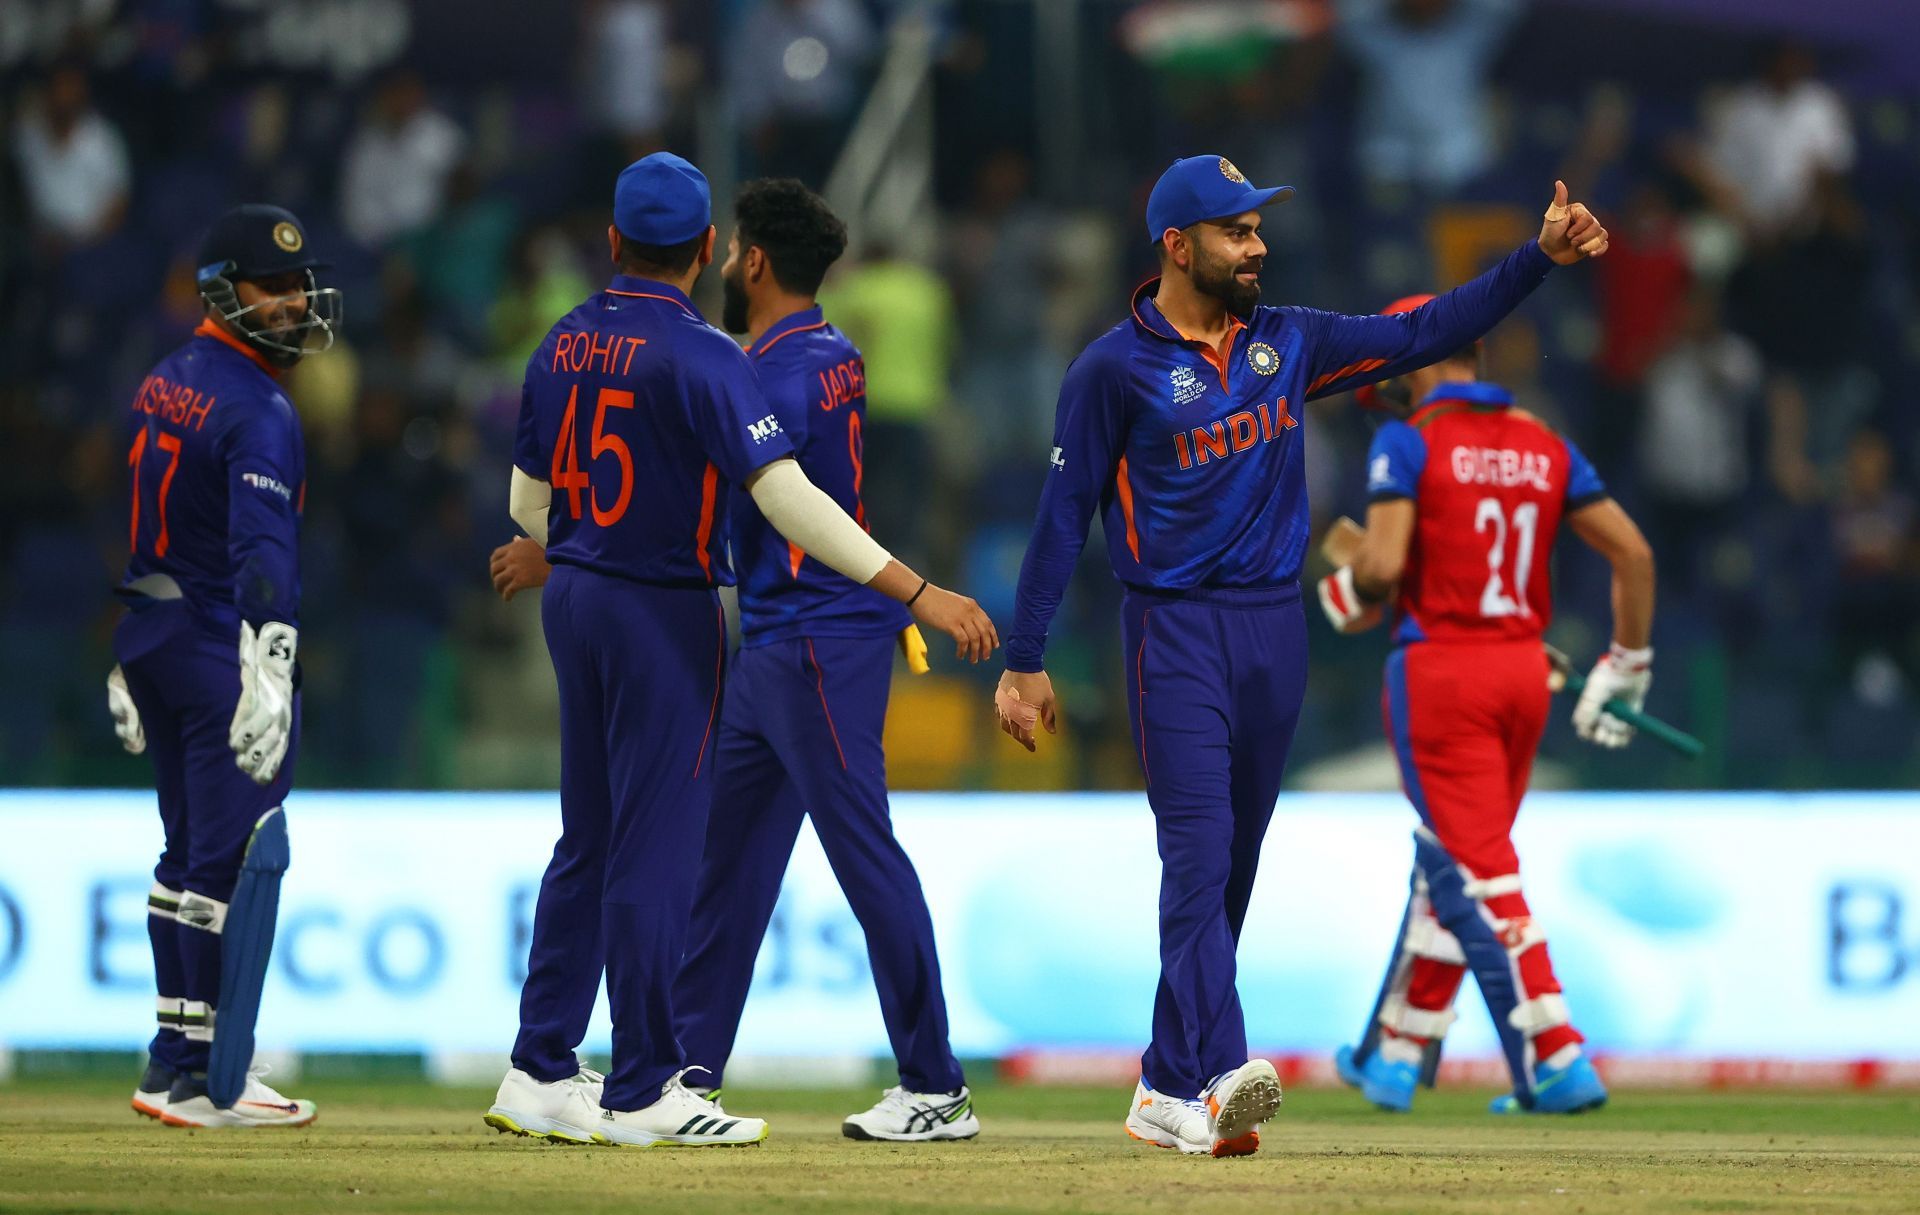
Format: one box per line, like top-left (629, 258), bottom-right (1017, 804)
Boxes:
top-left (1573, 643), bottom-right (1652, 749)
top-left (229, 620), bottom-right (297, 784)
top-left (106, 664), bottom-right (145, 755)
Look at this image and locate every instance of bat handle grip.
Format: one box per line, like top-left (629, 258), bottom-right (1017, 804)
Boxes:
top-left (1603, 696), bottom-right (1705, 758)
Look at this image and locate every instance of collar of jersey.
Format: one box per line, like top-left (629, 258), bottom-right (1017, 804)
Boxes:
top-left (1127, 277), bottom-right (1246, 348)
top-left (749, 305), bottom-right (827, 359)
top-left (1417, 380), bottom-right (1512, 410)
top-left (604, 275), bottom-right (698, 316)
top-left (193, 317), bottom-right (281, 378)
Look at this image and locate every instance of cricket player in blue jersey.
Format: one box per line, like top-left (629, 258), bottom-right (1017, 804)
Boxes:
top-left (993, 156), bottom-right (1609, 1158)
top-left (109, 204), bottom-right (341, 1128)
top-left (672, 179), bottom-right (977, 1142)
top-left (484, 154), bottom-right (994, 1148)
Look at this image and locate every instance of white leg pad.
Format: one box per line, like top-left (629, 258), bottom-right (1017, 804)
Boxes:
top-left (148, 883), bottom-right (183, 921)
top-left (1494, 914), bottom-right (1548, 958)
top-left (1379, 996), bottom-right (1458, 1040)
top-left (1463, 871), bottom-right (1524, 899)
top-left (1508, 993), bottom-right (1571, 1035)
top-left (1404, 917), bottom-right (1467, 965)
top-left (182, 1000), bottom-right (215, 1042)
top-left (176, 891), bottom-right (229, 934)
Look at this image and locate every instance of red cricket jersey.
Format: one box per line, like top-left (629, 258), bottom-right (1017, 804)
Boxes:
top-left (1365, 382), bottom-right (1607, 645)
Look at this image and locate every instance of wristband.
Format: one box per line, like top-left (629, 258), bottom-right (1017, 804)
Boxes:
top-left (906, 578), bottom-right (929, 607)
top-left (1608, 642), bottom-right (1653, 670)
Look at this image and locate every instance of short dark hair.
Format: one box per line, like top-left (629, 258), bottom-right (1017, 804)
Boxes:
top-left (734, 178), bottom-right (847, 296)
top-left (616, 228), bottom-right (706, 278)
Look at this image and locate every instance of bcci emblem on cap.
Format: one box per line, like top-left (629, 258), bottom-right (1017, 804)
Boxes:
top-left (272, 222), bottom-right (303, 253)
top-left (1246, 341), bottom-right (1280, 376)
top-left (1219, 158), bottom-right (1247, 183)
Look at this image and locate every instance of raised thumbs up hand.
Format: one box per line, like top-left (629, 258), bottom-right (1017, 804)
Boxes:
top-left (1538, 179), bottom-right (1609, 265)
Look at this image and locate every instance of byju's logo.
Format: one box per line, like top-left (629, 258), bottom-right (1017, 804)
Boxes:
top-left (242, 472), bottom-right (294, 501)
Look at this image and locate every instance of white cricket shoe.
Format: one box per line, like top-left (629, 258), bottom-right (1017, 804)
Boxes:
top-left (597, 1067), bottom-right (768, 1148)
top-left (1201, 1059), bottom-right (1282, 1157)
top-left (842, 1085), bottom-right (980, 1142)
top-left (161, 1065), bottom-right (317, 1129)
top-left (1123, 1079), bottom-right (1210, 1155)
top-left (484, 1066), bottom-right (606, 1144)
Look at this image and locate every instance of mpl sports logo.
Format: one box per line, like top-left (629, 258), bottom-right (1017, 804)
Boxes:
top-left (747, 414), bottom-right (783, 444)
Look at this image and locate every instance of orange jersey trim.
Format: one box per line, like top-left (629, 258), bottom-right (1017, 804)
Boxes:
top-left (1194, 316), bottom-right (1246, 393)
top-left (1309, 357), bottom-right (1388, 397)
top-left (694, 462), bottom-right (720, 581)
top-left (751, 318), bottom-right (829, 359)
top-left (806, 639), bottom-right (851, 771)
top-left (1129, 277), bottom-right (1247, 392)
top-left (693, 598), bottom-right (725, 778)
top-left (788, 540), bottom-right (805, 578)
top-left (1115, 455), bottom-right (1142, 562)
top-left (193, 318), bottom-right (280, 377)
top-left (605, 288), bottom-right (695, 315)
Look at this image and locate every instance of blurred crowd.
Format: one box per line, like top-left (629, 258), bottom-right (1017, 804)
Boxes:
top-left (4, 0), bottom-right (1918, 791)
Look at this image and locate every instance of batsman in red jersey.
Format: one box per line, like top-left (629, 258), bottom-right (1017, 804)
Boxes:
top-left (1318, 296), bottom-right (1656, 1114)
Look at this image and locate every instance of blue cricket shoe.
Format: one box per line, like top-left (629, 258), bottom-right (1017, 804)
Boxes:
top-left (1334, 1044), bottom-right (1418, 1113)
top-left (1490, 1052), bottom-right (1608, 1114)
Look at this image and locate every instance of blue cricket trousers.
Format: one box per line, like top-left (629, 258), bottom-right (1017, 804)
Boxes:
top-left (115, 598), bottom-right (298, 1074)
top-left (511, 564), bottom-right (726, 1111)
top-left (673, 633), bottom-right (963, 1094)
top-left (1123, 585), bottom-right (1306, 1099)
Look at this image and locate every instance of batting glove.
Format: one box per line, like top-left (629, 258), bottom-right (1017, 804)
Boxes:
top-left (229, 620), bottom-right (297, 784)
top-left (1317, 567), bottom-right (1382, 634)
top-left (106, 664), bottom-right (145, 755)
top-left (1573, 643), bottom-right (1652, 749)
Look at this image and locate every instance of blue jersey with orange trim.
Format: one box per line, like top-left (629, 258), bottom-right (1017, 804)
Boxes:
top-left (1005, 239), bottom-right (1557, 671)
top-left (731, 306), bottom-right (910, 646)
top-left (1365, 380), bottom-right (1606, 646)
top-left (513, 275), bottom-right (795, 587)
top-left (118, 319), bottom-right (305, 629)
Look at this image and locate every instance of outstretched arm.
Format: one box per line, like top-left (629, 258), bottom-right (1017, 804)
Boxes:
top-left (745, 457), bottom-right (997, 663)
top-left (1292, 182), bottom-right (1609, 401)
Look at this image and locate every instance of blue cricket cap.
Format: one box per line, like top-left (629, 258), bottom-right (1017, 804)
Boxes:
top-left (614, 152), bottom-right (712, 246)
top-left (1145, 155), bottom-right (1295, 244)
top-left (196, 204), bottom-right (327, 283)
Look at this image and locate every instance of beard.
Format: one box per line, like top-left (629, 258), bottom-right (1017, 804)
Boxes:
top-left (1190, 246), bottom-right (1261, 316)
top-left (721, 267), bottom-right (750, 335)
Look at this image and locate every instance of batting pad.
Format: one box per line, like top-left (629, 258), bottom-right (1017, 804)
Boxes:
top-left (207, 806), bottom-right (290, 1108)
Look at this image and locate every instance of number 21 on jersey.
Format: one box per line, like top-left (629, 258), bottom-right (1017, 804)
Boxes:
top-left (1474, 496), bottom-right (1537, 618)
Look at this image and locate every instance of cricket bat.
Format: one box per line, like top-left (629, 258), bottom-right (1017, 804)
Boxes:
top-left (1543, 644), bottom-right (1704, 758)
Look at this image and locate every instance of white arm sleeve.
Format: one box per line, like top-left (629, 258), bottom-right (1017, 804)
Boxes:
top-left (747, 457), bottom-right (892, 586)
top-left (509, 467), bottom-right (552, 547)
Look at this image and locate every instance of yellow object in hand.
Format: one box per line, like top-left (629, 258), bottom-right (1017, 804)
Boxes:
top-left (898, 624), bottom-right (930, 674)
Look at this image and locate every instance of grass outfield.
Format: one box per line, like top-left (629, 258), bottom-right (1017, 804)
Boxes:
top-left (3, 1077), bottom-right (1918, 1214)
